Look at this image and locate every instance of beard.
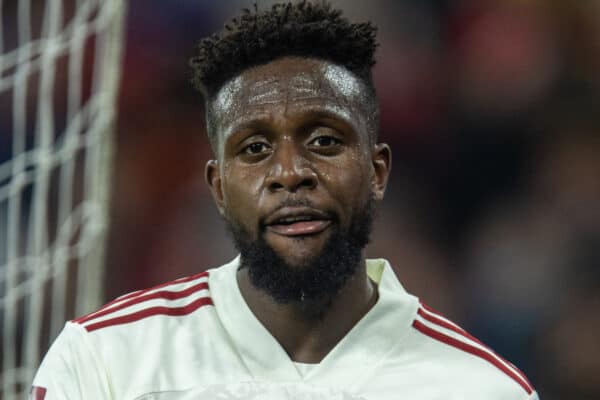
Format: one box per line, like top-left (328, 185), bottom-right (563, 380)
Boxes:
top-left (224, 194), bottom-right (376, 311)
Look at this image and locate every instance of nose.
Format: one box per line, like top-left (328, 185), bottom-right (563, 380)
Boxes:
top-left (264, 143), bottom-right (318, 193)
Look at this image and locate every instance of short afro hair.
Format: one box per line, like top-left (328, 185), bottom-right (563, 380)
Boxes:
top-left (189, 1), bottom-right (380, 146)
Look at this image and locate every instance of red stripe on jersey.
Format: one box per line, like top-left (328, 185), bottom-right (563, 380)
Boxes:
top-left (417, 307), bottom-right (468, 336)
top-left (76, 281), bottom-right (209, 325)
top-left (74, 271), bottom-right (209, 323)
top-left (420, 301), bottom-right (444, 316)
top-left (417, 304), bottom-right (534, 390)
top-left (412, 319), bottom-right (533, 394)
top-left (84, 296), bottom-right (213, 332)
top-left (30, 386), bottom-right (47, 400)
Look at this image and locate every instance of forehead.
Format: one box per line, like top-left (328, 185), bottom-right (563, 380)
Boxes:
top-left (210, 57), bottom-right (368, 144)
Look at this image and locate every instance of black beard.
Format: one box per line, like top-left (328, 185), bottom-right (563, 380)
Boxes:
top-left (225, 195), bottom-right (375, 312)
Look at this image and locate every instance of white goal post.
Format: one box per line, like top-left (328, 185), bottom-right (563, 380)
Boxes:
top-left (0, 0), bottom-right (126, 398)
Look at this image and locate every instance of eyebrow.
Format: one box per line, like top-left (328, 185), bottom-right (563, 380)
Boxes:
top-left (222, 117), bottom-right (272, 144)
top-left (295, 106), bottom-right (360, 134)
top-left (223, 106), bottom-right (360, 143)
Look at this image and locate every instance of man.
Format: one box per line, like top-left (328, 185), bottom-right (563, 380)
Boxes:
top-left (32, 2), bottom-right (539, 399)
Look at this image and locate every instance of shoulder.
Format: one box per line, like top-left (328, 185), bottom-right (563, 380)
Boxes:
top-left (72, 269), bottom-right (213, 333)
top-left (36, 266), bottom-right (243, 398)
top-left (406, 301), bottom-right (537, 399)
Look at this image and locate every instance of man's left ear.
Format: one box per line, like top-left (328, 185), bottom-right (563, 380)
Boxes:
top-left (371, 143), bottom-right (391, 200)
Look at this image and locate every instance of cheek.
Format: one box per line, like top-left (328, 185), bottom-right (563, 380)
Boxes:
top-left (221, 164), bottom-right (264, 226)
top-left (320, 152), bottom-right (371, 206)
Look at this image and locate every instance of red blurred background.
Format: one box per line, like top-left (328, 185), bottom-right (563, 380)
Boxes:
top-left (101, 1), bottom-right (600, 398)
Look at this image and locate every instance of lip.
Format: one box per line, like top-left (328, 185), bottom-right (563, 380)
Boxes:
top-left (264, 207), bottom-right (332, 237)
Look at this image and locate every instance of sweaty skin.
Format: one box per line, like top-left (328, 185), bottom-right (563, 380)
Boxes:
top-left (212, 59), bottom-right (371, 158)
top-left (205, 57), bottom-right (391, 363)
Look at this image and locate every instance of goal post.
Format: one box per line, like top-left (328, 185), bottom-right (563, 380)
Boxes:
top-left (0, 0), bottom-right (126, 398)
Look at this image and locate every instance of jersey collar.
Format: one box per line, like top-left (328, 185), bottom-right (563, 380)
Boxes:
top-left (209, 256), bottom-right (418, 385)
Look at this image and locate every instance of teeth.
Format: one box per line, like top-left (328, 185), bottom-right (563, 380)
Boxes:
top-left (277, 215), bottom-right (315, 224)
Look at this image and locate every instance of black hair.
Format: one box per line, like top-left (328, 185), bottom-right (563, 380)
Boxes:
top-left (189, 1), bottom-right (380, 147)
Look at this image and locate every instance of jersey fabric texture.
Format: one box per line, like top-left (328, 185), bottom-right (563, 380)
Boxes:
top-left (32, 257), bottom-right (540, 400)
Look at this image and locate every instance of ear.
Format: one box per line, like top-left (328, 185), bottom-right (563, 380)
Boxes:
top-left (205, 159), bottom-right (225, 215)
top-left (371, 143), bottom-right (392, 201)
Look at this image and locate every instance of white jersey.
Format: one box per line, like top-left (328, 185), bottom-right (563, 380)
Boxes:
top-left (32, 257), bottom-right (539, 400)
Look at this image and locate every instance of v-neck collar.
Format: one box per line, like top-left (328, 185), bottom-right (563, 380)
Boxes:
top-left (208, 256), bottom-right (418, 384)
top-left (210, 256), bottom-right (300, 380)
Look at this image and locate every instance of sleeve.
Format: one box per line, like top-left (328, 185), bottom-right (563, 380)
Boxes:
top-left (30, 322), bottom-right (112, 400)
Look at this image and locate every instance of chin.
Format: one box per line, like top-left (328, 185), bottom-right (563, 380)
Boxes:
top-left (280, 254), bottom-right (319, 271)
top-left (266, 225), bottom-right (332, 252)
top-left (269, 238), bottom-right (329, 269)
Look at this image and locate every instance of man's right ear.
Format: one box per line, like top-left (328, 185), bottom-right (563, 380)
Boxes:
top-left (205, 160), bottom-right (225, 216)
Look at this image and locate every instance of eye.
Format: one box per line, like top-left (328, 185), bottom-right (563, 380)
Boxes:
top-left (309, 136), bottom-right (342, 147)
top-left (243, 142), bottom-right (270, 155)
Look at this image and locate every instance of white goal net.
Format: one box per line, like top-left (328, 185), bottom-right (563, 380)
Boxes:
top-left (0, 0), bottom-right (126, 398)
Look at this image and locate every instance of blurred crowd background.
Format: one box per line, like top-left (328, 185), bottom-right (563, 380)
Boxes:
top-left (110, 1), bottom-right (600, 398)
top-left (111, 0), bottom-right (600, 398)
top-left (8, 0), bottom-right (596, 398)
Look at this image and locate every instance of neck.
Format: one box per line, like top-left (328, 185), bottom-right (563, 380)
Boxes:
top-left (236, 257), bottom-right (378, 363)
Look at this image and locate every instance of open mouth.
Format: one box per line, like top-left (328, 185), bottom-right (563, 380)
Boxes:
top-left (265, 208), bottom-right (332, 237)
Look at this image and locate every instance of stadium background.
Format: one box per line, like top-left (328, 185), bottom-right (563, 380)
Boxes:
top-left (94, 1), bottom-right (598, 399)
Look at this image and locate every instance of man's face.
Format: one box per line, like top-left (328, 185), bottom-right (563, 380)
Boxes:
top-left (206, 57), bottom-right (390, 301)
